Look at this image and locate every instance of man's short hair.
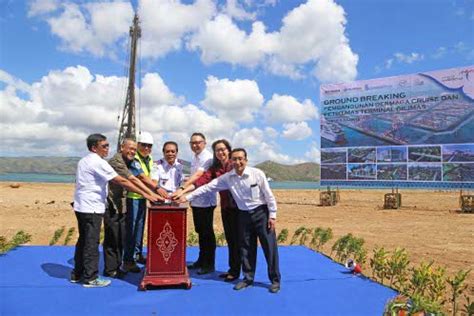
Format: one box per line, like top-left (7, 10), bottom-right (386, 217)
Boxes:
top-left (190, 132), bottom-right (206, 140)
top-left (163, 141), bottom-right (179, 152)
top-left (231, 148), bottom-right (247, 159)
top-left (87, 134), bottom-right (107, 151)
top-left (121, 138), bottom-right (136, 146)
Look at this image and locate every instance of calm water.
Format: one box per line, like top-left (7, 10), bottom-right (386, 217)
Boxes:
top-left (1, 173), bottom-right (471, 189)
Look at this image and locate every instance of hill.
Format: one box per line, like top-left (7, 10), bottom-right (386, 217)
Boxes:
top-left (255, 161), bottom-right (320, 181)
top-left (0, 157), bottom-right (80, 174)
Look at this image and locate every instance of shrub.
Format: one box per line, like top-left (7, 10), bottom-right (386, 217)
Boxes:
top-left (409, 261), bottom-right (434, 297)
top-left (0, 231), bottom-right (32, 254)
top-left (216, 232), bottom-right (226, 246)
top-left (63, 227), bottom-right (75, 245)
top-left (290, 227), bottom-right (306, 245)
top-left (277, 229), bottom-right (289, 244)
top-left (386, 247), bottom-right (410, 290)
top-left (187, 231), bottom-right (198, 246)
top-left (310, 227), bottom-right (333, 251)
top-left (447, 269), bottom-right (470, 316)
top-left (49, 226), bottom-right (65, 246)
top-left (331, 233), bottom-right (366, 265)
top-left (370, 247), bottom-right (389, 284)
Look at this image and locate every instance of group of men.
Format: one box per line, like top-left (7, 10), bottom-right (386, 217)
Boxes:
top-left (72, 131), bottom-right (281, 293)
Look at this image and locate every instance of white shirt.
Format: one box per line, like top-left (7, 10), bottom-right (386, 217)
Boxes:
top-left (151, 159), bottom-right (184, 193)
top-left (74, 153), bottom-right (118, 214)
top-left (186, 166), bottom-right (277, 219)
top-left (189, 149), bottom-right (216, 207)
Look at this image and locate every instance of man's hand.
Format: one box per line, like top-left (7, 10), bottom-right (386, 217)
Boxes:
top-left (177, 196), bottom-right (188, 204)
top-left (268, 218), bottom-right (276, 231)
top-left (144, 193), bottom-right (161, 203)
top-left (171, 189), bottom-right (183, 199)
top-left (156, 187), bottom-right (169, 199)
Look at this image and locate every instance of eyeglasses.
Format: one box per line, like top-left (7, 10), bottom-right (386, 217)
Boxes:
top-left (189, 141), bottom-right (204, 145)
top-left (100, 143), bottom-right (110, 149)
top-left (139, 143), bottom-right (153, 148)
top-left (215, 148), bottom-right (228, 153)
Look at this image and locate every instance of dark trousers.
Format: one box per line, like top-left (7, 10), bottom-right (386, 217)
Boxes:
top-left (103, 205), bottom-right (126, 274)
top-left (124, 198), bottom-right (146, 262)
top-left (73, 211), bottom-right (103, 283)
top-left (192, 206), bottom-right (216, 269)
top-left (222, 207), bottom-right (241, 277)
top-left (238, 205), bottom-right (281, 284)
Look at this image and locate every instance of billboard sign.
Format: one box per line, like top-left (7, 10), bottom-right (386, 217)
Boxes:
top-left (320, 66), bottom-right (474, 185)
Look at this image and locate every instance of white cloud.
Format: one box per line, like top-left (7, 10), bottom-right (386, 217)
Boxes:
top-left (282, 121), bottom-right (312, 140)
top-left (0, 66), bottom-right (233, 158)
top-left (201, 76), bottom-right (264, 122)
top-left (393, 52), bottom-right (424, 64)
top-left (190, 0), bottom-right (358, 82)
top-left (304, 142), bottom-right (320, 162)
top-left (263, 94), bottom-right (318, 124)
top-left (44, 2), bottom-right (134, 57)
top-left (139, 0), bottom-right (216, 58)
top-left (28, 0), bottom-right (60, 17)
top-left (222, 0), bottom-right (256, 21)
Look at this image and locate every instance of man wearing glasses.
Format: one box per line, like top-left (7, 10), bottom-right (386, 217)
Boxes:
top-left (72, 134), bottom-right (159, 287)
top-left (174, 132), bottom-right (216, 275)
top-left (123, 131), bottom-right (157, 272)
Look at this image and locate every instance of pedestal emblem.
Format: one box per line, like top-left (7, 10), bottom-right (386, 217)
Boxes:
top-left (156, 221), bottom-right (178, 263)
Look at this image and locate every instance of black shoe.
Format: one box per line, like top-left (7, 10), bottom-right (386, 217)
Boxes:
top-left (187, 261), bottom-right (201, 269)
top-left (103, 270), bottom-right (126, 278)
top-left (218, 272), bottom-right (229, 278)
top-left (136, 254), bottom-right (147, 265)
top-left (69, 270), bottom-right (81, 283)
top-left (233, 280), bottom-right (253, 291)
top-left (269, 282), bottom-right (280, 293)
top-left (123, 262), bottom-right (141, 273)
top-left (197, 267), bottom-right (215, 275)
top-left (224, 275), bottom-right (239, 282)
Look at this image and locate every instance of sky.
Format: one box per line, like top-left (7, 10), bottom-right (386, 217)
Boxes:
top-left (1, 0), bottom-right (473, 164)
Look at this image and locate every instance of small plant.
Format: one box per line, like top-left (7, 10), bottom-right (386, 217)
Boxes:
top-left (409, 261), bottom-right (434, 297)
top-left (427, 266), bottom-right (446, 306)
top-left (331, 233), bottom-right (366, 265)
top-left (462, 295), bottom-right (474, 316)
top-left (447, 269), bottom-right (470, 316)
top-left (370, 247), bottom-right (389, 284)
top-left (299, 228), bottom-right (311, 246)
top-left (187, 231), bottom-right (198, 246)
top-left (410, 293), bottom-right (444, 315)
top-left (49, 226), bottom-right (65, 246)
top-left (63, 227), bottom-right (75, 245)
top-left (216, 232), bottom-right (226, 246)
top-left (0, 231), bottom-right (32, 254)
top-left (277, 229), bottom-right (289, 244)
top-left (386, 247), bottom-right (410, 290)
top-left (290, 226), bottom-right (306, 245)
top-left (310, 227), bottom-right (333, 251)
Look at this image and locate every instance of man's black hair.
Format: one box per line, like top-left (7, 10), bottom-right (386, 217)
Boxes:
top-left (163, 141), bottom-right (179, 152)
top-left (87, 134), bottom-right (107, 151)
top-left (231, 148), bottom-right (247, 159)
top-left (190, 132), bottom-right (206, 140)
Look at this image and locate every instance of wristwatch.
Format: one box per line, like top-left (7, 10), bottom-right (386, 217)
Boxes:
top-left (179, 186), bottom-right (185, 190)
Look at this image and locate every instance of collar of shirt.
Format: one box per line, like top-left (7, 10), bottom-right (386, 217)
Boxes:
top-left (230, 167), bottom-right (250, 178)
top-left (162, 159), bottom-right (180, 169)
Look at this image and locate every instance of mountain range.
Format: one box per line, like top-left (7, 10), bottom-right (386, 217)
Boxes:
top-left (0, 157), bottom-right (320, 181)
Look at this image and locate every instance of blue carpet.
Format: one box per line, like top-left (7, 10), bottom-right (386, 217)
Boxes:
top-left (0, 246), bottom-right (396, 315)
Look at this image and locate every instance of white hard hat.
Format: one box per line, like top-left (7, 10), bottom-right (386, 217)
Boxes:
top-left (138, 131), bottom-right (154, 145)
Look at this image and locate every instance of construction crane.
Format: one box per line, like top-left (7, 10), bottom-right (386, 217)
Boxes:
top-left (117, 13), bottom-right (141, 152)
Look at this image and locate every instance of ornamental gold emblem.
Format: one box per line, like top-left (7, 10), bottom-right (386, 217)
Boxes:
top-left (156, 222), bottom-right (178, 263)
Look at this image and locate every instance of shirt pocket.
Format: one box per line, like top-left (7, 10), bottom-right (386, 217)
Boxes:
top-left (250, 184), bottom-right (260, 200)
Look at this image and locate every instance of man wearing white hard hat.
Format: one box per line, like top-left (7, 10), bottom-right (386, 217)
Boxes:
top-left (123, 131), bottom-right (157, 273)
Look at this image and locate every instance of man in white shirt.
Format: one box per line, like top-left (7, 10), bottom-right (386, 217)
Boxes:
top-left (182, 148), bottom-right (281, 293)
top-left (173, 132), bottom-right (217, 275)
top-left (72, 134), bottom-right (158, 288)
top-left (151, 141), bottom-right (185, 195)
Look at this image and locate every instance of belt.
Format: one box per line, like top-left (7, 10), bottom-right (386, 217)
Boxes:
top-left (241, 204), bottom-right (267, 214)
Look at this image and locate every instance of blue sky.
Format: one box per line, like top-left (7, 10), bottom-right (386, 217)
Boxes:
top-left (1, 0), bottom-right (473, 164)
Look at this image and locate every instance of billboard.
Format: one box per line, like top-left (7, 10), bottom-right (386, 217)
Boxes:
top-left (320, 66), bottom-right (474, 185)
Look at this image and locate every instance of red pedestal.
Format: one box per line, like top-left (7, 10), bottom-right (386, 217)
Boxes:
top-left (140, 203), bottom-right (192, 290)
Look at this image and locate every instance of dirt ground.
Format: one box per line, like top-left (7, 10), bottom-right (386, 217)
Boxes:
top-left (1, 182), bottom-right (473, 290)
